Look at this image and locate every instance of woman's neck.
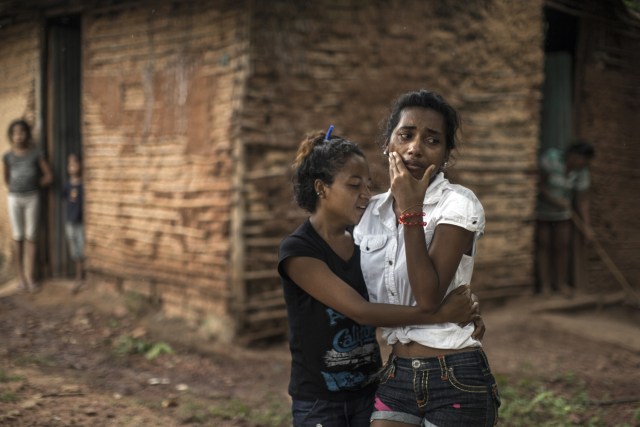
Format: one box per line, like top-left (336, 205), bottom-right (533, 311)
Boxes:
top-left (309, 213), bottom-right (354, 261)
top-left (309, 213), bottom-right (350, 242)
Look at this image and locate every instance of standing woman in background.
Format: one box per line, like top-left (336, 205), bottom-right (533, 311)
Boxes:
top-left (354, 90), bottom-right (500, 426)
top-left (3, 119), bottom-right (53, 293)
top-left (278, 129), bottom-right (482, 427)
top-left (534, 141), bottom-right (595, 297)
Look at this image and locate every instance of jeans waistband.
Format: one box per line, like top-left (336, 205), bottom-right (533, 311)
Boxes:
top-left (389, 348), bottom-right (489, 372)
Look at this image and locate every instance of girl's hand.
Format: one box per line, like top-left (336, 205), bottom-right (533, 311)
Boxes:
top-left (388, 152), bottom-right (436, 211)
top-left (437, 284), bottom-right (479, 324)
top-left (468, 292), bottom-right (486, 341)
top-left (38, 159), bottom-right (53, 188)
top-left (471, 316), bottom-right (486, 341)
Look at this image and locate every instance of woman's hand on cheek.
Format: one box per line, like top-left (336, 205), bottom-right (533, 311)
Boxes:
top-left (389, 152), bottom-right (435, 211)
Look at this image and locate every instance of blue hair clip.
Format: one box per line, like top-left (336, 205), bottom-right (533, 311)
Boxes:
top-left (324, 125), bottom-right (334, 142)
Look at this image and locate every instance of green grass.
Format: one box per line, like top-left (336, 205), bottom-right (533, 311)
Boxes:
top-left (0, 370), bottom-right (23, 383)
top-left (0, 391), bottom-right (18, 403)
top-left (496, 372), bottom-right (639, 426)
top-left (0, 370), bottom-right (24, 404)
top-left (12, 354), bottom-right (56, 367)
top-left (112, 335), bottom-right (173, 360)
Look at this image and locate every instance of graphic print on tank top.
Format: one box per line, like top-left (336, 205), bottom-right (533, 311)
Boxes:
top-left (320, 307), bottom-right (378, 391)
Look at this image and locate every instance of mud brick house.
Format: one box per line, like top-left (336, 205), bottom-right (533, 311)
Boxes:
top-left (1, 0), bottom-right (638, 343)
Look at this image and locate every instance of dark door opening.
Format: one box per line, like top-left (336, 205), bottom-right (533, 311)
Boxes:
top-left (535, 6), bottom-right (586, 293)
top-left (45, 15), bottom-right (82, 278)
top-left (539, 7), bottom-right (578, 154)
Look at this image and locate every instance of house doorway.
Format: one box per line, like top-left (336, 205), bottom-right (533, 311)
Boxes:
top-left (540, 7), bottom-right (578, 153)
top-left (44, 15), bottom-right (82, 278)
top-left (536, 6), bottom-right (586, 293)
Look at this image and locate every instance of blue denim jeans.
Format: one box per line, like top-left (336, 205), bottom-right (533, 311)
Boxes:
top-left (371, 349), bottom-right (500, 426)
top-left (292, 390), bottom-right (375, 427)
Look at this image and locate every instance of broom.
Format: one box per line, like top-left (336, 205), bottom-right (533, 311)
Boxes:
top-left (571, 213), bottom-right (640, 306)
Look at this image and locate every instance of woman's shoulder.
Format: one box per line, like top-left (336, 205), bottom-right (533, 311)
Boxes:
top-left (442, 182), bottom-right (482, 205)
top-left (357, 191), bottom-right (390, 221)
top-left (438, 183), bottom-right (485, 223)
top-left (370, 191), bottom-right (388, 203)
top-left (365, 191), bottom-right (392, 213)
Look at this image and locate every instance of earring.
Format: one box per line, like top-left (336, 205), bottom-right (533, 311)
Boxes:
top-left (442, 161), bottom-right (448, 170)
top-left (316, 191), bottom-right (322, 197)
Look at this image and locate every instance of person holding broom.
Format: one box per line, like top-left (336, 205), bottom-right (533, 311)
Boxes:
top-left (534, 140), bottom-right (596, 297)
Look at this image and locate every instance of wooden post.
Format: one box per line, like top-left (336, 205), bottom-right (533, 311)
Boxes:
top-left (230, 125), bottom-right (247, 336)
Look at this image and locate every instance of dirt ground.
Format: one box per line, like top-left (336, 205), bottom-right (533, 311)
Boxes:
top-left (0, 278), bottom-right (639, 427)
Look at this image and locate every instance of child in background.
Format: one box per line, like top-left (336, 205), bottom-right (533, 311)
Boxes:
top-left (63, 153), bottom-right (85, 293)
top-left (3, 119), bottom-right (53, 293)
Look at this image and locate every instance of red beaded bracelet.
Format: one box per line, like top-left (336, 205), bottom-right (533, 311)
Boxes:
top-left (398, 211), bottom-right (426, 226)
top-left (402, 221), bottom-right (427, 226)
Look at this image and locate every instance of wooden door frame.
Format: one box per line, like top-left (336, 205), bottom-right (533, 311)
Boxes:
top-left (44, 14), bottom-right (82, 278)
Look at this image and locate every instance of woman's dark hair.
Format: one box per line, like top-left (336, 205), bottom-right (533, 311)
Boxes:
top-left (567, 140), bottom-right (595, 159)
top-left (380, 89), bottom-right (460, 151)
top-left (7, 119), bottom-right (32, 143)
top-left (292, 131), bottom-right (364, 213)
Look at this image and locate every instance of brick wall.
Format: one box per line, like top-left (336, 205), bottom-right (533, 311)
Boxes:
top-left (82, 0), bottom-right (249, 331)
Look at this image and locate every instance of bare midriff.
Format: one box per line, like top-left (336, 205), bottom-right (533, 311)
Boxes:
top-left (392, 341), bottom-right (477, 358)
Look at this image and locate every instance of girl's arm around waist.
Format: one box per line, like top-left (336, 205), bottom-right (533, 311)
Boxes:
top-left (282, 256), bottom-right (479, 327)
